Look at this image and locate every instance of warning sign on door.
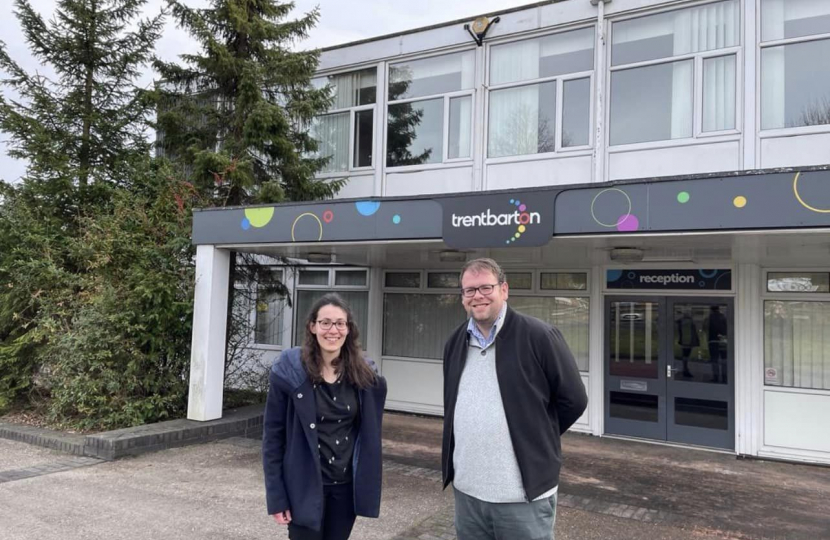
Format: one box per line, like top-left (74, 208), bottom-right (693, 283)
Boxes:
top-left (765, 367), bottom-right (780, 384)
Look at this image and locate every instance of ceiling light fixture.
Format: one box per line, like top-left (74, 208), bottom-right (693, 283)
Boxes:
top-left (609, 247), bottom-right (645, 263)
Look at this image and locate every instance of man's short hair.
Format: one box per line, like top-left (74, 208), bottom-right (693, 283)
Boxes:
top-left (460, 258), bottom-right (506, 284)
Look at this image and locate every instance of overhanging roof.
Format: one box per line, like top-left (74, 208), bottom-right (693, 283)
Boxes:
top-left (192, 167), bottom-right (830, 249)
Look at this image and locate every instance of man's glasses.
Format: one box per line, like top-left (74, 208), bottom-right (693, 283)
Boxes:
top-left (316, 319), bottom-right (348, 331)
top-left (461, 283), bottom-right (501, 298)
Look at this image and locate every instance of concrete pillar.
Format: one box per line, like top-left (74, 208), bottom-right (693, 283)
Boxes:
top-left (187, 245), bottom-right (231, 421)
top-left (734, 263), bottom-right (763, 456)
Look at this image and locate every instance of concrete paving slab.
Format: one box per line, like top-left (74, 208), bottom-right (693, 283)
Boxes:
top-left (0, 438), bottom-right (66, 472)
top-left (0, 439), bottom-right (452, 540)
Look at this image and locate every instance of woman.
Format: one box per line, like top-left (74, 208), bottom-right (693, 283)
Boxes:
top-left (263, 293), bottom-right (387, 540)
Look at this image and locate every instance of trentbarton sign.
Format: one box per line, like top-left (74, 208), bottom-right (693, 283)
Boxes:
top-left (439, 191), bottom-right (556, 249)
top-left (607, 269), bottom-right (732, 290)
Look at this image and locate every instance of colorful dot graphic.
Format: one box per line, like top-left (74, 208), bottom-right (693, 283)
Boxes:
top-left (392, 215), bottom-right (401, 224)
top-left (616, 214), bottom-right (640, 232)
top-left (677, 191), bottom-right (690, 204)
top-left (242, 207), bottom-right (275, 230)
top-left (733, 196), bottom-right (747, 208)
top-left (355, 201), bottom-right (381, 216)
top-left (322, 210), bottom-right (334, 223)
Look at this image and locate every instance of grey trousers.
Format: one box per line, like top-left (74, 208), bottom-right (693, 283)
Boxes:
top-left (453, 488), bottom-right (557, 540)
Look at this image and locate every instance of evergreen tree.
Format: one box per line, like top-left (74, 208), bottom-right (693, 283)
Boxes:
top-left (154, 0), bottom-right (340, 206)
top-left (0, 0), bottom-right (165, 417)
top-left (0, 0), bottom-right (164, 193)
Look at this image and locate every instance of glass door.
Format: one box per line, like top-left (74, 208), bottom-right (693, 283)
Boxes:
top-left (604, 297), bottom-right (666, 440)
top-left (666, 298), bottom-right (734, 450)
top-left (605, 296), bottom-right (735, 450)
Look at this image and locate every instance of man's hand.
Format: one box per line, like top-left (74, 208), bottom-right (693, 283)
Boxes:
top-left (272, 510), bottom-right (292, 525)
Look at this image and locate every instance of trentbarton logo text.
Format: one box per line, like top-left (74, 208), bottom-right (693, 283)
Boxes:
top-left (451, 198), bottom-right (541, 244)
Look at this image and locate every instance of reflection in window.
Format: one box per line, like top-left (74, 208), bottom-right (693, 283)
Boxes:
top-left (383, 294), bottom-right (467, 359)
top-left (609, 301), bottom-right (660, 379)
top-left (510, 296), bottom-right (590, 371)
top-left (387, 99), bottom-right (443, 166)
top-left (610, 0), bottom-right (739, 144)
top-left (489, 82), bottom-right (556, 158)
top-left (255, 289), bottom-right (285, 346)
top-left (611, 60), bottom-right (693, 145)
top-left (761, 0), bottom-right (830, 42)
top-left (762, 40), bottom-right (830, 129)
top-left (310, 112), bottom-right (350, 172)
top-left (765, 300), bottom-right (830, 391)
top-left (563, 78), bottom-right (591, 147)
top-left (489, 28), bottom-right (594, 86)
top-left (610, 391), bottom-right (658, 422)
top-left (612, 0), bottom-right (739, 66)
top-left (387, 52), bottom-right (475, 167)
top-left (703, 56), bottom-right (737, 132)
top-left (672, 304), bottom-right (729, 384)
top-left (389, 52), bottom-right (475, 100)
top-left (767, 272), bottom-right (830, 293)
top-left (309, 68), bottom-right (377, 172)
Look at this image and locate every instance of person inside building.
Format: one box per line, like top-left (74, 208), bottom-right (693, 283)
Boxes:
top-left (441, 258), bottom-right (588, 540)
top-left (262, 293), bottom-right (387, 540)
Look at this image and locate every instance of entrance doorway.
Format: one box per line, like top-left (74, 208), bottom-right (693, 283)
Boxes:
top-left (604, 296), bottom-right (734, 450)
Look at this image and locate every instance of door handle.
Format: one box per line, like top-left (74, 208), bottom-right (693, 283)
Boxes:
top-left (667, 365), bottom-right (673, 379)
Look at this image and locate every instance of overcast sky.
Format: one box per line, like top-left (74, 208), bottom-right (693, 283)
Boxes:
top-left (0, 0), bottom-right (536, 184)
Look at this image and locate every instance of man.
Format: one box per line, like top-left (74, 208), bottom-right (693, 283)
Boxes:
top-left (442, 258), bottom-right (588, 540)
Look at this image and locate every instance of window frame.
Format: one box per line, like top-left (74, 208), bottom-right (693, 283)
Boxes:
top-left (311, 65), bottom-right (380, 178)
top-left (235, 266), bottom-right (289, 351)
top-left (607, 1), bottom-right (743, 150)
top-left (383, 48), bottom-right (477, 171)
top-left (761, 267), bottom-right (830, 394)
top-left (381, 269), bottom-right (591, 371)
top-left (758, 3), bottom-right (830, 138)
top-left (381, 269), bottom-right (467, 362)
top-left (484, 25), bottom-right (597, 164)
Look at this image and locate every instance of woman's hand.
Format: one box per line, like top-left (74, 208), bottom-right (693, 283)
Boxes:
top-left (272, 510), bottom-right (292, 525)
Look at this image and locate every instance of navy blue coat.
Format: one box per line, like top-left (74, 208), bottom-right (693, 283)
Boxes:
top-left (262, 347), bottom-right (387, 531)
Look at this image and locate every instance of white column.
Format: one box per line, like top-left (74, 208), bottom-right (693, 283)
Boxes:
top-left (588, 265), bottom-right (605, 436)
top-left (593, 0), bottom-right (609, 184)
top-left (742, 0), bottom-right (758, 169)
top-left (187, 245), bottom-right (231, 421)
top-left (734, 263), bottom-right (763, 456)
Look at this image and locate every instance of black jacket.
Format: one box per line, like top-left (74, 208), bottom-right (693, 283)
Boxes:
top-left (441, 305), bottom-right (588, 500)
top-left (263, 347), bottom-right (388, 531)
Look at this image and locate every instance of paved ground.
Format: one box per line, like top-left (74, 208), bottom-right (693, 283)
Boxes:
top-left (1, 413), bottom-right (829, 540)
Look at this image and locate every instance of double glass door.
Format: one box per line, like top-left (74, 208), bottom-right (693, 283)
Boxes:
top-left (604, 296), bottom-right (734, 450)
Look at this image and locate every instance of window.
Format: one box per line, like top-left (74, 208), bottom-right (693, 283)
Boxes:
top-left (383, 271), bottom-right (467, 359)
top-left (767, 272), bottom-right (830, 293)
top-left (765, 300), bottom-right (830, 391)
top-left (761, 0), bottom-right (830, 130)
top-left (310, 68), bottom-right (377, 173)
top-left (540, 272), bottom-right (588, 291)
top-left (488, 28), bottom-right (594, 158)
top-left (610, 1), bottom-right (739, 145)
top-left (387, 51), bottom-right (475, 167)
top-left (238, 268), bottom-right (286, 347)
top-left (510, 296), bottom-right (590, 371)
top-left (294, 268), bottom-right (370, 345)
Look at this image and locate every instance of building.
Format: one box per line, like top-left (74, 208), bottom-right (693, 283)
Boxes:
top-left (186, 0), bottom-right (830, 466)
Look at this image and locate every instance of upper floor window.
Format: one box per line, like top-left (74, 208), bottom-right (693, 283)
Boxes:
top-left (310, 68), bottom-right (377, 173)
top-left (386, 51), bottom-right (475, 167)
top-left (610, 0), bottom-right (740, 146)
top-left (487, 27), bottom-right (595, 158)
top-left (761, 0), bottom-right (830, 130)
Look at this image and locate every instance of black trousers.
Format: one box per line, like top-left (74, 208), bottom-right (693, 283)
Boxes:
top-left (288, 483), bottom-right (357, 540)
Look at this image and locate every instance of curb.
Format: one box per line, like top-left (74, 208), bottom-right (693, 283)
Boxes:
top-left (0, 405), bottom-right (264, 460)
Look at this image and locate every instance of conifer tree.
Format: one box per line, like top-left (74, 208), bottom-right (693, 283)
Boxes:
top-left (0, 0), bottom-right (163, 194)
top-left (154, 0), bottom-right (339, 206)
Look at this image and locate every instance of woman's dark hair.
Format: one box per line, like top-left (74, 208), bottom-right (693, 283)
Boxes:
top-left (301, 293), bottom-right (377, 389)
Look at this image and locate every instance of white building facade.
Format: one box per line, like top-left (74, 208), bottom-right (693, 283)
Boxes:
top-left (187, 0), bottom-right (830, 466)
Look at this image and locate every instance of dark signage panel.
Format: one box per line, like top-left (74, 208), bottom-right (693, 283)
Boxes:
top-left (439, 191), bottom-right (556, 249)
top-left (607, 269), bottom-right (732, 290)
